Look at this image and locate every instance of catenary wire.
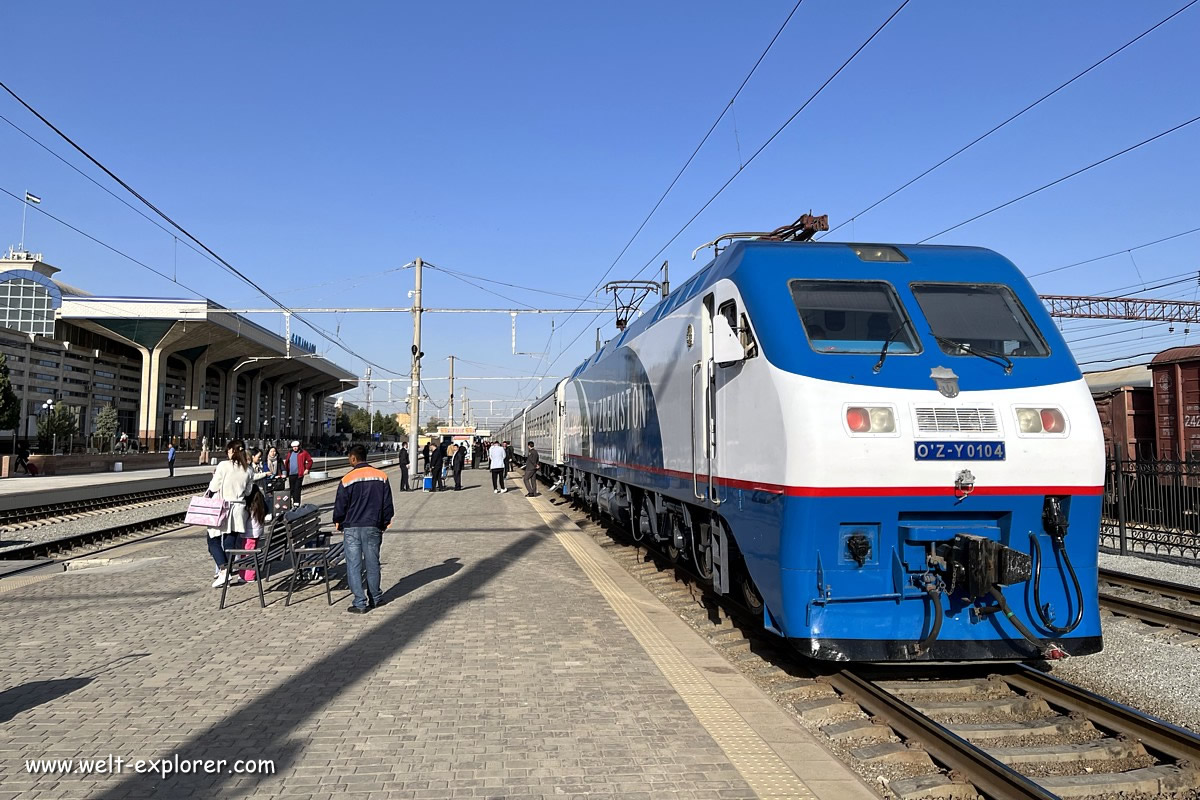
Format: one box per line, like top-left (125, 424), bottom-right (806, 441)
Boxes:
top-left (917, 114), bottom-right (1200, 243)
top-left (1028, 224), bottom-right (1200, 279)
top-left (820, 0), bottom-right (1198, 239)
top-left (537, 0), bottom-right (913, 393)
top-left (0, 79), bottom-right (406, 377)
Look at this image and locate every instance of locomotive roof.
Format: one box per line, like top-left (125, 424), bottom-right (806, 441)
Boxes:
top-left (571, 239), bottom-right (1008, 378)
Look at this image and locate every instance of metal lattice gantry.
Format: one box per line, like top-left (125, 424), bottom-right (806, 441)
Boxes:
top-left (1041, 295), bottom-right (1200, 323)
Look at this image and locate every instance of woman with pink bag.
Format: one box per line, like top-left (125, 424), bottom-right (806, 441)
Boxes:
top-left (206, 440), bottom-right (253, 588)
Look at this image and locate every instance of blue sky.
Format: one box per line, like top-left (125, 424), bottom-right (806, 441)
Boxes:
top-left (1, 1), bottom-right (1197, 426)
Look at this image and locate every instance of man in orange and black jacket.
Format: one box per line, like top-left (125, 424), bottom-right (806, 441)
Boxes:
top-left (333, 444), bottom-right (394, 614)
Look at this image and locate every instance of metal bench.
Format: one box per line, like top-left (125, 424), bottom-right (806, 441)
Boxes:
top-left (219, 513), bottom-right (290, 610)
top-left (283, 507), bottom-right (346, 606)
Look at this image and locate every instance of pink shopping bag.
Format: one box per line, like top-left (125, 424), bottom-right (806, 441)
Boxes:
top-left (185, 495), bottom-right (229, 527)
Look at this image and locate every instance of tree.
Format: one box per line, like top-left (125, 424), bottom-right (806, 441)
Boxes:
top-left (396, 425), bottom-right (407, 439)
top-left (349, 408), bottom-right (370, 436)
top-left (0, 353), bottom-right (19, 450)
top-left (372, 410), bottom-right (387, 435)
top-left (94, 404), bottom-right (119, 451)
top-left (378, 414), bottom-right (399, 436)
top-left (335, 410), bottom-right (353, 434)
top-left (423, 417), bottom-right (445, 434)
top-left (38, 405), bottom-right (77, 451)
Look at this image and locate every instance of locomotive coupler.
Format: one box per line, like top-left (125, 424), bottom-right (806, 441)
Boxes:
top-left (937, 534), bottom-right (1032, 602)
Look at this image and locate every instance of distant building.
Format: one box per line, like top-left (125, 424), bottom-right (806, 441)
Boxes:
top-left (0, 249), bottom-right (354, 447)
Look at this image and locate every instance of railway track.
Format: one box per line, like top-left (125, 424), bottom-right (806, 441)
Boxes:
top-left (1098, 568), bottom-right (1200, 637)
top-left (0, 480), bottom-right (209, 532)
top-left (549, 493), bottom-right (1200, 800)
top-left (0, 458), bottom-right (398, 566)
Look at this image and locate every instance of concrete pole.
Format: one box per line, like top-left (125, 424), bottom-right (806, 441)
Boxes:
top-left (407, 257), bottom-right (423, 482)
top-left (366, 366), bottom-right (373, 437)
top-left (448, 355), bottom-right (455, 426)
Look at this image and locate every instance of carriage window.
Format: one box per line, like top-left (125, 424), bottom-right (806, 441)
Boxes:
top-left (790, 280), bottom-right (919, 355)
top-left (911, 283), bottom-right (1049, 357)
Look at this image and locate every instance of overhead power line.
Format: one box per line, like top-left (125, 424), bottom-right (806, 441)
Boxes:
top-left (1028, 224), bottom-right (1200, 279)
top-left (0, 79), bottom-right (406, 376)
top-left (822, 0), bottom-right (1198, 239)
top-left (540, 0), bottom-right (912, 390)
top-left (917, 113), bottom-right (1200, 243)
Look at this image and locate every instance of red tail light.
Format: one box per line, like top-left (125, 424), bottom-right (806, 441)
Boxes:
top-left (1040, 408), bottom-right (1066, 433)
top-left (846, 407), bottom-right (871, 432)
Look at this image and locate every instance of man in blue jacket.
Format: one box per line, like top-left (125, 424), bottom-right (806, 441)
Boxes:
top-left (333, 444), bottom-right (394, 614)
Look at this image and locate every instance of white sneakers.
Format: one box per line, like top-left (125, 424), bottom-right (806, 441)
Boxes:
top-left (493, 489), bottom-right (499, 494)
top-left (212, 570), bottom-right (244, 588)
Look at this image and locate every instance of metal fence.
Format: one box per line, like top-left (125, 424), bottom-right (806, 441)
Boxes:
top-left (1102, 452), bottom-right (1200, 562)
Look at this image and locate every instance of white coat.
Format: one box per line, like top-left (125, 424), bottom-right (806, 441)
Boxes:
top-left (206, 459), bottom-right (252, 538)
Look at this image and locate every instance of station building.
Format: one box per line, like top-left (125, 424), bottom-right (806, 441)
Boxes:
top-left (0, 249), bottom-right (354, 449)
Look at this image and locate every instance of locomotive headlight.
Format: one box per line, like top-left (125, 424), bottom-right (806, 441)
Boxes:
top-left (846, 406), bottom-right (895, 433)
top-left (869, 407), bottom-right (896, 432)
top-left (1016, 408), bottom-right (1042, 433)
top-left (1015, 407), bottom-right (1067, 435)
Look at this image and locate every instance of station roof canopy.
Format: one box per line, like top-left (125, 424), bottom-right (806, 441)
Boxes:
top-left (59, 295), bottom-right (356, 393)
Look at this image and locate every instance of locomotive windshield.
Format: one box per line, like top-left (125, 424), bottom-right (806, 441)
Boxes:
top-left (911, 283), bottom-right (1049, 357)
top-left (790, 280), bottom-right (920, 354)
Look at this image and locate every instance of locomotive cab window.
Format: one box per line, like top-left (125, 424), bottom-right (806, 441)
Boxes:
top-left (911, 283), bottom-right (1049, 357)
top-left (717, 300), bottom-right (758, 358)
top-left (790, 280), bottom-right (919, 355)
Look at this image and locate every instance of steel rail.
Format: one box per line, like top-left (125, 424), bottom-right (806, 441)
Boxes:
top-left (1099, 568), bottom-right (1200, 604)
top-left (0, 460), bottom-right (399, 564)
top-left (825, 670), bottom-right (1056, 800)
top-left (0, 481), bottom-right (210, 526)
top-left (1098, 592), bottom-right (1200, 635)
top-left (1004, 664), bottom-right (1200, 763)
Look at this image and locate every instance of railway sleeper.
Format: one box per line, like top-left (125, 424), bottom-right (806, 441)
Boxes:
top-left (946, 715), bottom-right (1099, 746)
top-left (887, 772), bottom-right (979, 800)
top-left (910, 695), bottom-right (1052, 723)
top-left (988, 737), bottom-right (1151, 771)
top-left (851, 740), bottom-right (935, 768)
top-left (875, 678), bottom-right (1009, 701)
top-left (1037, 763), bottom-right (1200, 798)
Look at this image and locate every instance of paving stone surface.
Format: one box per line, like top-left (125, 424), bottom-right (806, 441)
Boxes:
top-left (0, 471), bottom-right (761, 799)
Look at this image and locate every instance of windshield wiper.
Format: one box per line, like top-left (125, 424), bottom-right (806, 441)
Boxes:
top-left (931, 333), bottom-right (1013, 375)
top-left (873, 321), bottom-right (914, 373)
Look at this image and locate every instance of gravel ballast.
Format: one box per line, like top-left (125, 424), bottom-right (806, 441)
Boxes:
top-left (1052, 556), bottom-right (1200, 735)
top-left (1100, 551), bottom-right (1200, 589)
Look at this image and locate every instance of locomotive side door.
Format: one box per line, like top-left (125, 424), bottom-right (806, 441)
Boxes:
top-left (691, 296), bottom-right (714, 502)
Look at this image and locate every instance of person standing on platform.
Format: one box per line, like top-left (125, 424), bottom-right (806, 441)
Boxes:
top-left (333, 444), bottom-right (393, 614)
top-left (451, 440), bottom-right (466, 490)
top-left (503, 441), bottom-right (513, 473)
top-left (420, 442), bottom-right (431, 472)
top-left (264, 445), bottom-right (282, 477)
top-left (430, 439), bottom-right (446, 491)
top-left (399, 443), bottom-right (410, 491)
top-left (206, 439), bottom-right (252, 588)
top-left (199, 436), bottom-right (210, 466)
top-left (167, 442), bottom-right (177, 477)
top-left (523, 441), bottom-right (541, 497)
top-left (284, 440), bottom-right (313, 506)
top-left (489, 440), bottom-right (507, 494)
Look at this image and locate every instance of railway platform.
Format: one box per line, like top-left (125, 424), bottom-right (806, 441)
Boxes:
top-left (0, 472), bottom-right (873, 800)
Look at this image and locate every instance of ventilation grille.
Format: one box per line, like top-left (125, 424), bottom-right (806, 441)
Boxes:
top-left (914, 407), bottom-right (1000, 434)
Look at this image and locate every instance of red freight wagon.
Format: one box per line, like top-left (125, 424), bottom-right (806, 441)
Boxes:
top-left (1151, 347), bottom-right (1200, 461)
top-left (1085, 366), bottom-right (1155, 460)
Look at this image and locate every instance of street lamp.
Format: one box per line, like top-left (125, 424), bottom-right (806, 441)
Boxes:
top-left (234, 415), bottom-right (243, 441)
top-left (40, 396), bottom-right (56, 454)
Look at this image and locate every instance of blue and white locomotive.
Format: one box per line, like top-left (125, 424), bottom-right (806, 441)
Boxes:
top-left (506, 236), bottom-right (1103, 661)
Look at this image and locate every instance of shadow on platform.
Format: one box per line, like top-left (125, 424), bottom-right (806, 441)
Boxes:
top-left (93, 531), bottom-right (545, 799)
